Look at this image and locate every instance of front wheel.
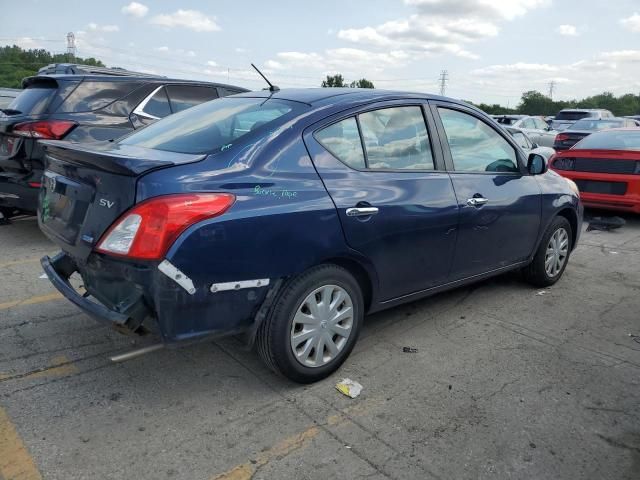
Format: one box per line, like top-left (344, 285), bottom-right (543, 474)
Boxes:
top-left (256, 264), bottom-right (364, 383)
top-left (523, 216), bottom-right (572, 287)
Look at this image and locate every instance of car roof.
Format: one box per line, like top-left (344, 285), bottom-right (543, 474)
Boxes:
top-left (559, 108), bottom-right (609, 112)
top-left (232, 87), bottom-right (459, 107)
top-left (22, 74), bottom-right (249, 91)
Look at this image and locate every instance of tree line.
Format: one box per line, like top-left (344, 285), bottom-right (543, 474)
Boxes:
top-left (0, 45), bottom-right (104, 88)
top-left (469, 90), bottom-right (640, 117)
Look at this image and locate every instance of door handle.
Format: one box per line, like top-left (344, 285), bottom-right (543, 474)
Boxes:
top-left (346, 207), bottom-right (379, 217)
top-left (466, 197), bottom-right (488, 207)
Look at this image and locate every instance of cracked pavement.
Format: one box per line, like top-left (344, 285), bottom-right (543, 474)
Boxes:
top-left (0, 212), bottom-right (639, 480)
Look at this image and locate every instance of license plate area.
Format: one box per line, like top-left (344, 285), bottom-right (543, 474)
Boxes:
top-left (575, 179), bottom-right (628, 196)
top-left (40, 171), bottom-right (95, 244)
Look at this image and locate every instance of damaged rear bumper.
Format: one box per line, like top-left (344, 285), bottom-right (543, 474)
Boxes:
top-left (41, 252), bottom-right (151, 332)
top-left (41, 252), bottom-right (276, 344)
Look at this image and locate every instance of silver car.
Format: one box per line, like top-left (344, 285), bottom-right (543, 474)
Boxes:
top-left (493, 115), bottom-right (556, 147)
top-left (504, 127), bottom-right (555, 159)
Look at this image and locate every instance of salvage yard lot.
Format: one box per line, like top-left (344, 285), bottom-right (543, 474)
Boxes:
top-left (1, 214), bottom-right (639, 480)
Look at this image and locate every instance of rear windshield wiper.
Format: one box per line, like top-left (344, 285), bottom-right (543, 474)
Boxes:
top-left (0, 109), bottom-right (22, 116)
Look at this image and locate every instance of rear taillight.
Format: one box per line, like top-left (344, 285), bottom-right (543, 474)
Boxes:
top-left (12, 120), bottom-right (77, 140)
top-left (552, 157), bottom-right (575, 171)
top-left (96, 193), bottom-right (236, 260)
top-left (555, 133), bottom-right (570, 143)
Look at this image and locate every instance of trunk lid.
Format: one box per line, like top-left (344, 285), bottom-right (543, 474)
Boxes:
top-left (38, 141), bottom-right (206, 260)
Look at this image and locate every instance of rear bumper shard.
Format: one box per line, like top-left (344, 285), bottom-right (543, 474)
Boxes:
top-left (41, 253), bottom-right (148, 329)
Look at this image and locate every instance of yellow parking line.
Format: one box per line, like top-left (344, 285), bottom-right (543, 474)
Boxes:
top-left (0, 293), bottom-right (62, 311)
top-left (210, 426), bottom-right (320, 480)
top-left (0, 407), bottom-right (43, 480)
top-left (0, 355), bottom-right (79, 383)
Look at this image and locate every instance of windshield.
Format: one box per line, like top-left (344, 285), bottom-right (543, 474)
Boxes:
top-left (495, 117), bottom-right (519, 125)
top-left (121, 97), bottom-right (307, 154)
top-left (574, 130), bottom-right (640, 151)
top-left (570, 119), bottom-right (624, 131)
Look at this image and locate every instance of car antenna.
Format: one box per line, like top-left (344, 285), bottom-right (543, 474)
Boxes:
top-left (251, 63), bottom-right (279, 93)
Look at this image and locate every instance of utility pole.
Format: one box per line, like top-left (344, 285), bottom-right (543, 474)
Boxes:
top-left (439, 70), bottom-right (448, 96)
top-left (66, 32), bottom-right (76, 62)
top-left (548, 80), bottom-right (556, 100)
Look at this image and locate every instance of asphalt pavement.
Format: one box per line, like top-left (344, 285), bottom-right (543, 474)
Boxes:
top-left (1, 212), bottom-right (639, 480)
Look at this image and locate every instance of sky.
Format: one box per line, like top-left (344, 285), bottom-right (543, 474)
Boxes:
top-left (3, 0), bottom-right (640, 106)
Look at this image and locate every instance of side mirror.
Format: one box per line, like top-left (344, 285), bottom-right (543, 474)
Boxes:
top-left (531, 142), bottom-right (539, 149)
top-left (528, 153), bottom-right (548, 175)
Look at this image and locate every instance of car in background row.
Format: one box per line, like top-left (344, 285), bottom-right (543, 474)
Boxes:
top-left (0, 88), bottom-right (20, 109)
top-left (505, 127), bottom-right (555, 159)
top-left (550, 129), bottom-right (640, 213)
top-left (553, 118), bottom-right (639, 151)
top-left (551, 108), bottom-right (614, 131)
top-left (39, 88), bottom-right (582, 383)
top-left (0, 68), bottom-right (248, 220)
top-left (493, 115), bottom-right (556, 147)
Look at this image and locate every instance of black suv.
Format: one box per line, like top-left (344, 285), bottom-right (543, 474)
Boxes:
top-left (0, 66), bottom-right (248, 219)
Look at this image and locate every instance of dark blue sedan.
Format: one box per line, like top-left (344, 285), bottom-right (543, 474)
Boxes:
top-left (39, 88), bottom-right (583, 383)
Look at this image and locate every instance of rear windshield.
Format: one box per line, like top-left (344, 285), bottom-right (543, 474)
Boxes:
top-left (555, 111), bottom-right (591, 121)
top-left (570, 119), bottom-right (624, 131)
top-left (120, 97), bottom-right (307, 154)
top-left (7, 86), bottom-right (56, 115)
top-left (574, 130), bottom-right (640, 151)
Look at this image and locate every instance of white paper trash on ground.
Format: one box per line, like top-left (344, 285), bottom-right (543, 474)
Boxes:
top-left (336, 378), bottom-right (363, 398)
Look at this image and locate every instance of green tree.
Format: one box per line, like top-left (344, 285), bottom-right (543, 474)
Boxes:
top-left (0, 45), bottom-right (105, 88)
top-left (350, 78), bottom-right (375, 89)
top-left (321, 74), bottom-right (346, 88)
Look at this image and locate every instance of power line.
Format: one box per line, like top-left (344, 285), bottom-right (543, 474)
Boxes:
top-left (438, 70), bottom-right (448, 96)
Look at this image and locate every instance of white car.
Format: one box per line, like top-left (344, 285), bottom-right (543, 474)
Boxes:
top-left (493, 115), bottom-right (557, 147)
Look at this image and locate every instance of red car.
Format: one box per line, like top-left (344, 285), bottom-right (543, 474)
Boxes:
top-left (550, 128), bottom-right (640, 213)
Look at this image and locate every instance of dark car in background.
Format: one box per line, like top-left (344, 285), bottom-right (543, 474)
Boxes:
top-left (0, 67), bottom-right (248, 219)
top-left (39, 88), bottom-right (582, 383)
top-left (551, 108), bottom-right (614, 132)
top-left (553, 118), bottom-right (638, 151)
top-left (0, 88), bottom-right (20, 109)
top-left (550, 129), bottom-right (640, 213)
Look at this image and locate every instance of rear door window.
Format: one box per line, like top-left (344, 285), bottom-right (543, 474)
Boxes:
top-left (438, 107), bottom-right (519, 173)
top-left (359, 107), bottom-right (434, 170)
top-left (58, 81), bottom-right (140, 113)
top-left (166, 85), bottom-right (219, 113)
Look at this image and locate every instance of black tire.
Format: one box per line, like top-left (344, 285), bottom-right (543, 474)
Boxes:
top-left (523, 216), bottom-right (572, 287)
top-left (256, 264), bottom-right (364, 383)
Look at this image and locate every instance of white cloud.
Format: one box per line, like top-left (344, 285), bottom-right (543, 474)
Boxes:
top-left (620, 13), bottom-right (640, 33)
top-left (156, 46), bottom-right (169, 52)
top-left (235, 47), bottom-right (248, 54)
top-left (599, 49), bottom-right (640, 63)
top-left (87, 23), bottom-right (120, 33)
top-left (405, 0), bottom-right (550, 21)
top-left (334, 0), bottom-right (550, 63)
top-left (206, 60), bottom-right (218, 67)
top-left (121, 2), bottom-right (148, 18)
top-left (150, 9), bottom-right (220, 32)
top-left (154, 46), bottom-right (198, 58)
top-left (556, 24), bottom-right (578, 36)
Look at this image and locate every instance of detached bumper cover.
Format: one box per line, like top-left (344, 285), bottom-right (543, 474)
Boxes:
top-left (41, 253), bottom-right (140, 326)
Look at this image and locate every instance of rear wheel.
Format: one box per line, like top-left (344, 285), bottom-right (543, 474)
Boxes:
top-left (0, 207), bottom-right (18, 223)
top-left (256, 264), bottom-right (363, 383)
top-left (523, 216), bottom-right (572, 287)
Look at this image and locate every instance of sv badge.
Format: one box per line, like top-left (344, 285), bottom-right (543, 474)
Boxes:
top-left (99, 199), bottom-right (115, 209)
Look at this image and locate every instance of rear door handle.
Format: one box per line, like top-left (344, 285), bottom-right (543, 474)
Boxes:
top-left (346, 207), bottom-right (379, 217)
top-left (466, 197), bottom-right (488, 207)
